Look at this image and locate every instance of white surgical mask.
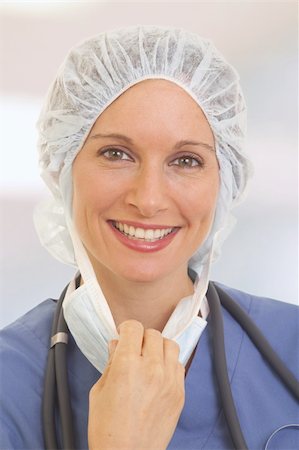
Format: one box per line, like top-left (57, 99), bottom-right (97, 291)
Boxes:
top-left (63, 223), bottom-right (210, 374)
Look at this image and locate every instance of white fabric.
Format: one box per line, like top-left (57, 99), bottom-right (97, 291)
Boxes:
top-left (63, 280), bottom-right (208, 373)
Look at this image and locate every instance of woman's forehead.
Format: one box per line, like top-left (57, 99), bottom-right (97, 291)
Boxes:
top-left (87, 79), bottom-right (214, 142)
top-left (106, 79), bottom-right (204, 111)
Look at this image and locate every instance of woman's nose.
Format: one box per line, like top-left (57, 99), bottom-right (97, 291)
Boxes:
top-left (125, 167), bottom-right (169, 218)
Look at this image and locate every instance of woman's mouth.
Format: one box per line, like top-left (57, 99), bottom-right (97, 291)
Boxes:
top-left (108, 220), bottom-right (179, 252)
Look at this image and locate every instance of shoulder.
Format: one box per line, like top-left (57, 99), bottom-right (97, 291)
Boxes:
top-left (214, 282), bottom-right (299, 376)
top-left (0, 298), bottom-right (56, 352)
top-left (215, 282), bottom-right (298, 325)
top-left (0, 299), bottom-right (56, 449)
top-left (0, 298), bottom-right (57, 388)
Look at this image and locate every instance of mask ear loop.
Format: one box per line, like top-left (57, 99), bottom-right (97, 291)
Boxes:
top-left (161, 252), bottom-right (210, 341)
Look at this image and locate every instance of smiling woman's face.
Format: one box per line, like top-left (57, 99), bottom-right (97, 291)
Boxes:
top-left (72, 79), bottom-right (220, 284)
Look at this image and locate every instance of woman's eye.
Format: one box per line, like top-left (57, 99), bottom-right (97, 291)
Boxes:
top-left (101, 148), bottom-right (132, 161)
top-left (171, 155), bottom-right (203, 168)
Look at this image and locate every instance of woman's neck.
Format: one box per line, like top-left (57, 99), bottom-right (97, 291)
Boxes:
top-left (92, 265), bottom-right (194, 331)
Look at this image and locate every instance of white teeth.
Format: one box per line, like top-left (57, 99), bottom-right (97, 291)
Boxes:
top-left (135, 228), bottom-right (145, 239)
top-left (145, 229), bottom-right (154, 240)
top-left (114, 222), bottom-right (174, 241)
top-left (153, 229), bottom-right (162, 239)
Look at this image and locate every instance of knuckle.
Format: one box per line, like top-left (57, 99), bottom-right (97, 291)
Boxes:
top-left (111, 355), bottom-right (139, 379)
top-left (172, 341), bottom-right (180, 352)
top-left (177, 361), bottom-right (185, 373)
top-left (117, 353), bottom-right (138, 366)
top-left (119, 319), bottom-right (144, 333)
top-left (108, 339), bottom-right (118, 353)
top-left (144, 328), bottom-right (162, 338)
top-left (164, 338), bottom-right (180, 354)
top-left (149, 355), bottom-right (163, 368)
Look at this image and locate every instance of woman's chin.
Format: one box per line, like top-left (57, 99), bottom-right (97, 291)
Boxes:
top-left (86, 248), bottom-right (179, 285)
top-left (116, 265), bottom-right (167, 284)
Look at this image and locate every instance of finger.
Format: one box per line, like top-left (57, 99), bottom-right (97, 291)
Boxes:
top-left (163, 339), bottom-right (185, 385)
top-left (114, 320), bottom-right (144, 357)
top-left (142, 328), bottom-right (164, 361)
top-left (163, 338), bottom-right (181, 365)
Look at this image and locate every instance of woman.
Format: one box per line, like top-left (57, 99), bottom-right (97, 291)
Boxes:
top-left (0, 26), bottom-right (298, 450)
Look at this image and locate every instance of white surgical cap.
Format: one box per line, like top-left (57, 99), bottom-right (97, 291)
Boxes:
top-left (34, 25), bottom-right (252, 273)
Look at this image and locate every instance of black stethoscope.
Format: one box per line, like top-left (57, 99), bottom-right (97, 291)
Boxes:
top-left (43, 278), bottom-right (299, 450)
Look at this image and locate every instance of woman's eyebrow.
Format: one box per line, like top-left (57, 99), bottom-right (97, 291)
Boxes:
top-left (88, 132), bottom-right (134, 144)
top-left (174, 140), bottom-right (214, 152)
top-left (88, 133), bottom-right (214, 151)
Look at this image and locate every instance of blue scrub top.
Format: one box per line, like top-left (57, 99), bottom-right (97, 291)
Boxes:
top-left (0, 284), bottom-right (298, 450)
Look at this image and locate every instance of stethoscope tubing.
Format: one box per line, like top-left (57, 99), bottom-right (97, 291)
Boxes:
top-left (42, 284), bottom-right (66, 449)
top-left (43, 282), bottom-right (75, 450)
top-left (207, 282), bottom-right (248, 449)
top-left (55, 303), bottom-right (75, 449)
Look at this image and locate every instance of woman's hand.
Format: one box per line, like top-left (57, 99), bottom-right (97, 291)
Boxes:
top-left (88, 320), bottom-right (185, 450)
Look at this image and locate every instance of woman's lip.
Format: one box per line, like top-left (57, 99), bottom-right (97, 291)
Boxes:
top-left (108, 221), bottom-right (180, 253)
top-left (108, 220), bottom-right (177, 230)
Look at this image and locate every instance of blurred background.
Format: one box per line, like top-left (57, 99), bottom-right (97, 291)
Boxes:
top-left (0, 1), bottom-right (298, 328)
